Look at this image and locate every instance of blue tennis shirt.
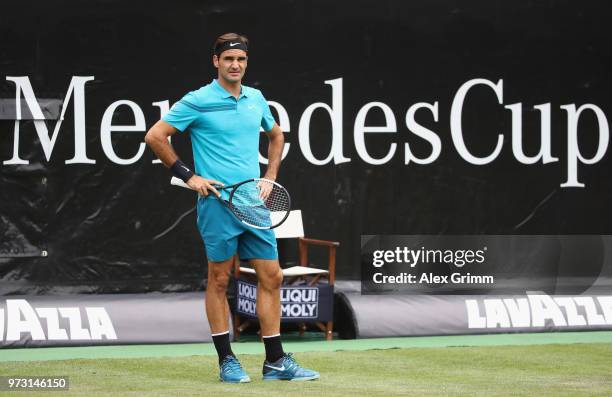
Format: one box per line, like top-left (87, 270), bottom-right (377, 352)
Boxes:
top-left (162, 79), bottom-right (276, 190)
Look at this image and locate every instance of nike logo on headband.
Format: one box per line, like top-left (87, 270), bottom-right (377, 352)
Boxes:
top-left (229, 42), bottom-right (241, 47)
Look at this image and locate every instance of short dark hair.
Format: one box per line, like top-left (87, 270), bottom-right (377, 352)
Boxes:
top-left (213, 32), bottom-right (249, 55)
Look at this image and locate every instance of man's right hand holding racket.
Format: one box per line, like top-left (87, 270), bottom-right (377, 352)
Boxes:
top-left (186, 175), bottom-right (224, 198)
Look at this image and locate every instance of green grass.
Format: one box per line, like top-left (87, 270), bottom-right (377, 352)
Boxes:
top-left (1, 343), bottom-right (612, 396)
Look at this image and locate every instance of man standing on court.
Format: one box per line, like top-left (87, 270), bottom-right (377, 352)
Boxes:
top-left (145, 33), bottom-right (319, 383)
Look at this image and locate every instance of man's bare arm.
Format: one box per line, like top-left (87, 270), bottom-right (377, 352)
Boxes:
top-left (144, 120), bottom-right (180, 166)
top-left (144, 120), bottom-right (222, 197)
top-left (263, 123), bottom-right (284, 181)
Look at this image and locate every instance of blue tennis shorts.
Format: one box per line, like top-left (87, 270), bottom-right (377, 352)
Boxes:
top-left (196, 196), bottom-right (278, 262)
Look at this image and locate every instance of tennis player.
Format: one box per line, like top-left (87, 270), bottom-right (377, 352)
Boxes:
top-left (145, 33), bottom-right (319, 383)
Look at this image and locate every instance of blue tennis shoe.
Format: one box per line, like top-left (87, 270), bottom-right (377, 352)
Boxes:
top-left (219, 355), bottom-right (251, 383)
top-left (262, 353), bottom-right (320, 381)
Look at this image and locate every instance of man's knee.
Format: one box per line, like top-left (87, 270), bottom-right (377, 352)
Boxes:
top-left (259, 266), bottom-right (283, 291)
top-left (208, 263), bottom-right (232, 293)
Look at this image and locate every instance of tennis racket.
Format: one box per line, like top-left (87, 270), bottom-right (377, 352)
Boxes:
top-left (171, 176), bottom-right (291, 230)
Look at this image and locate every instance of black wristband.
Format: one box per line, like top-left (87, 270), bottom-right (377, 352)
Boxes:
top-left (170, 159), bottom-right (195, 183)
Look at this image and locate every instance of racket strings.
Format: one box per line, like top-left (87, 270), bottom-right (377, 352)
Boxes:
top-left (230, 180), bottom-right (290, 228)
top-left (264, 183), bottom-right (291, 212)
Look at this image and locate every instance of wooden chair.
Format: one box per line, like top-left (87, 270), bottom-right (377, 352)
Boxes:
top-left (232, 210), bottom-right (339, 340)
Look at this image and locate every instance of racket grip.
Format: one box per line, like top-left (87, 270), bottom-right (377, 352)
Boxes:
top-left (170, 176), bottom-right (192, 190)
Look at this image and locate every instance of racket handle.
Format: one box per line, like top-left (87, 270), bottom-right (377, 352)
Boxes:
top-left (170, 176), bottom-right (192, 190)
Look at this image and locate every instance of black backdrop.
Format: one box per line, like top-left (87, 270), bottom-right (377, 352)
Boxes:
top-left (1, 0), bottom-right (611, 294)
